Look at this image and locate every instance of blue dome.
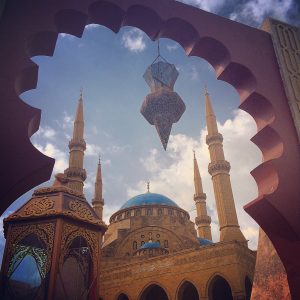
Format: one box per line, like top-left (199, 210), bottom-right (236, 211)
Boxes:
top-left (140, 242), bottom-right (161, 249)
top-left (197, 237), bottom-right (213, 246)
top-left (120, 192), bottom-right (178, 209)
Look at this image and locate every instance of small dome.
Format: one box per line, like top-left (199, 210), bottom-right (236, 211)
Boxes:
top-left (197, 237), bottom-right (213, 246)
top-left (120, 192), bottom-right (178, 210)
top-left (140, 242), bottom-right (161, 249)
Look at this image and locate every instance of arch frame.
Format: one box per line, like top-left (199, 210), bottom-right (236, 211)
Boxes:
top-left (176, 278), bottom-right (201, 300)
top-left (0, 0), bottom-right (300, 297)
top-left (205, 272), bottom-right (234, 300)
top-left (115, 291), bottom-right (130, 300)
top-left (138, 281), bottom-right (171, 300)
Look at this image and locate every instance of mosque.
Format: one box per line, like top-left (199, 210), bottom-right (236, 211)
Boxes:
top-left (0, 89), bottom-right (256, 300)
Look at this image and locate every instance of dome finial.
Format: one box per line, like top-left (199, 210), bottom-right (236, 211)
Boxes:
top-left (147, 181), bottom-right (150, 193)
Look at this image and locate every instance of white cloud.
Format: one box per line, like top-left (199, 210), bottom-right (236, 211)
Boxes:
top-left (190, 66), bottom-right (199, 80)
top-left (85, 24), bottom-right (99, 30)
top-left (34, 143), bottom-right (68, 174)
top-left (86, 143), bottom-right (102, 157)
top-left (62, 111), bottom-right (73, 129)
top-left (127, 110), bottom-right (261, 249)
top-left (59, 33), bottom-right (76, 40)
top-left (166, 44), bottom-right (179, 52)
top-left (178, 0), bottom-right (225, 12)
top-left (36, 126), bottom-right (57, 140)
top-left (121, 28), bottom-right (146, 53)
top-left (230, 0), bottom-right (294, 25)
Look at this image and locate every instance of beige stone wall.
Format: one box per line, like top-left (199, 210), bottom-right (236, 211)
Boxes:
top-left (99, 241), bottom-right (256, 300)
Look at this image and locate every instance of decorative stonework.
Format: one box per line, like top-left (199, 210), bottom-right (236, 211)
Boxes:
top-left (262, 19), bottom-right (300, 142)
top-left (208, 160), bottom-right (231, 176)
top-left (33, 186), bottom-right (84, 198)
top-left (68, 199), bottom-right (97, 221)
top-left (195, 215), bottom-right (211, 226)
top-left (194, 193), bottom-right (207, 202)
top-left (206, 133), bottom-right (223, 145)
top-left (23, 197), bottom-right (55, 216)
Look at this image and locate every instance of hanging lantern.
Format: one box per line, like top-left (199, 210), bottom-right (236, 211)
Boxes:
top-left (140, 42), bottom-right (186, 150)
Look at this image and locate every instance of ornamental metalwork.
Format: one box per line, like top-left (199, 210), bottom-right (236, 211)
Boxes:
top-left (59, 222), bottom-right (100, 277)
top-left (4, 222), bottom-right (55, 275)
top-left (140, 42), bottom-right (186, 150)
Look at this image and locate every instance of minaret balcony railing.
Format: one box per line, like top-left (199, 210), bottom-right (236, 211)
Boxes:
top-left (208, 160), bottom-right (231, 176)
top-left (69, 139), bottom-right (86, 150)
top-left (195, 215), bottom-right (211, 225)
top-left (65, 167), bottom-right (87, 181)
top-left (206, 133), bottom-right (223, 145)
top-left (194, 193), bottom-right (207, 202)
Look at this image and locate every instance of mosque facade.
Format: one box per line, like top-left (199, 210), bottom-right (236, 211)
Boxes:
top-left (0, 90), bottom-right (256, 300)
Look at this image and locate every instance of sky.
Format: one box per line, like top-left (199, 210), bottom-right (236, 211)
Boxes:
top-left (1, 0), bottom-right (299, 262)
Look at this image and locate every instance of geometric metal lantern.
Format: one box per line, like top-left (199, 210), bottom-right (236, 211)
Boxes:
top-left (140, 44), bottom-right (186, 150)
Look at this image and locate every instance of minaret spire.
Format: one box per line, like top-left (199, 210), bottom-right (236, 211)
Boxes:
top-left (205, 87), bottom-right (246, 243)
top-left (193, 150), bottom-right (212, 240)
top-left (64, 90), bottom-right (87, 193)
top-left (92, 156), bottom-right (104, 219)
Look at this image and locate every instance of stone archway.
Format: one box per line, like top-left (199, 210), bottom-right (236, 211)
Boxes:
top-left (140, 284), bottom-right (169, 300)
top-left (208, 275), bottom-right (233, 300)
top-left (177, 281), bottom-right (200, 300)
top-left (117, 293), bottom-right (129, 300)
top-left (0, 0), bottom-right (300, 297)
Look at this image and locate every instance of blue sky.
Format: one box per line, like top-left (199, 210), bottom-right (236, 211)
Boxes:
top-left (1, 0), bottom-right (299, 262)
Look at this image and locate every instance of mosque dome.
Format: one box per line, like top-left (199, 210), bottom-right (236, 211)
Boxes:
top-left (120, 192), bottom-right (179, 209)
top-left (197, 237), bottom-right (213, 246)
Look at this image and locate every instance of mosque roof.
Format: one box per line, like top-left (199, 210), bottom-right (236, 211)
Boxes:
top-left (120, 192), bottom-right (179, 210)
top-left (197, 237), bottom-right (213, 246)
top-left (140, 242), bottom-right (161, 249)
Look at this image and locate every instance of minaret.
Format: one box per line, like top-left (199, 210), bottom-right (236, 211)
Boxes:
top-left (92, 156), bottom-right (104, 219)
top-left (205, 87), bottom-right (246, 243)
top-left (193, 150), bottom-right (212, 240)
top-left (64, 90), bottom-right (87, 193)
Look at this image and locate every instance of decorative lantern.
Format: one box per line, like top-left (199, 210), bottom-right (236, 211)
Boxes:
top-left (140, 42), bottom-right (186, 150)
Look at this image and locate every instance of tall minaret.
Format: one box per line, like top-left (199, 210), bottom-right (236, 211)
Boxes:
top-left (64, 90), bottom-right (87, 193)
top-left (205, 87), bottom-right (246, 243)
top-left (92, 156), bottom-right (104, 219)
top-left (193, 151), bottom-right (212, 240)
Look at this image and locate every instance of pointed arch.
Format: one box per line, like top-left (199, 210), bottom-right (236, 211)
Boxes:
top-left (207, 274), bottom-right (233, 300)
top-left (139, 282), bottom-right (170, 300)
top-left (177, 279), bottom-right (200, 300)
top-left (116, 292), bottom-right (130, 300)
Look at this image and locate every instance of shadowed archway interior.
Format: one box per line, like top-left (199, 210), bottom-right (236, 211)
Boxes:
top-left (208, 276), bottom-right (233, 300)
top-left (177, 281), bottom-right (199, 300)
top-left (140, 284), bottom-right (169, 300)
top-left (117, 293), bottom-right (129, 300)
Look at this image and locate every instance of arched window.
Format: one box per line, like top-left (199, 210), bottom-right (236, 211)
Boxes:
top-left (168, 209), bottom-right (173, 216)
top-left (55, 236), bottom-right (92, 300)
top-left (125, 211), bottom-right (131, 218)
top-left (141, 241), bottom-right (145, 246)
top-left (135, 209), bottom-right (141, 216)
top-left (164, 240), bottom-right (168, 248)
top-left (4, 234), bottom-right (47, 299)
top-left (158, 208), bottom-right (163, 216)
top-left (133, 241), bottom-right (137, 250)
top-left (146, 208), bottom-right (152, 216)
